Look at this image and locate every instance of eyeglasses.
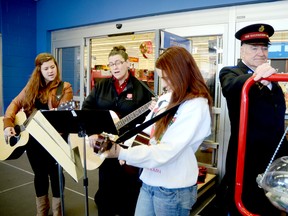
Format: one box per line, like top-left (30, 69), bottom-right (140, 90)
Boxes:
top-left (107, 60), bottom-right (125, 68)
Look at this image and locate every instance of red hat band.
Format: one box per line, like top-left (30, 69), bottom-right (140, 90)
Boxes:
top-left (240, 32), bottom-right (269, 41)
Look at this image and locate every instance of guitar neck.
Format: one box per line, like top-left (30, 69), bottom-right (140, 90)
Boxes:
top-left (115, 100), bottom-right (152, 130)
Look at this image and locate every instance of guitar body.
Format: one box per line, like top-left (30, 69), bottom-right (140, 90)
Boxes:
top-left (69, 133), bottom-right (105, 170)
top-left (0, 100), bottom-right (77, 161)
top-left (68, 99), bottom-right (154, 170)
top-left (0, 111), bottom-right (29, 160)
top-left (69, 132), bottom-right (150, 173)
top-left (132, 132), bottom-right (150, 147)
top-left (68, 111), bottom-right (120, 170)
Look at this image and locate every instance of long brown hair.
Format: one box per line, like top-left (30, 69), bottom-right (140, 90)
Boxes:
top-left (22, 53), bottom-right (61, 112)
top-left (154, 46), bottom-right (213, 140)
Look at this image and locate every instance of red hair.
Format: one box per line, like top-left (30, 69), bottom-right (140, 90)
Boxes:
top-left (154, 46), bottom-right (212, 140)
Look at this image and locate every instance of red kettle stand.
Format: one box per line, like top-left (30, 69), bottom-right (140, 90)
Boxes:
top-left (235, 74), bottom-right (288, 215)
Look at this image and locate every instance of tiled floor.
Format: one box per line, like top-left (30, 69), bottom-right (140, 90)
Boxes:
top-left (0, 152), bottom-right (99, 216)
top-left (0, 151), bottom-right (216, 216)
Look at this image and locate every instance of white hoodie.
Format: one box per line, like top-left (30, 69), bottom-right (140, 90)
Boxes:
top-left (120, 92), bottom-right (211, 188)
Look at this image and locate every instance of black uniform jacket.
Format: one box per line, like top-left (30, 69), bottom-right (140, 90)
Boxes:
top-left (82, 75), bottom-right (154, 135)
top-left (219, 60), bottom-right (287, 214)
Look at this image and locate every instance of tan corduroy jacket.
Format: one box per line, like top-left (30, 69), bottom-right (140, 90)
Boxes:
top-left (3, 81), bottom-right (73, 129)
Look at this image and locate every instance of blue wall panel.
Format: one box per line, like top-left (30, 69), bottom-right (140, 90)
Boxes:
top-left (1, 0), bottom-right (36, 110)
top-left (62, 47), bottom-right (80, 96)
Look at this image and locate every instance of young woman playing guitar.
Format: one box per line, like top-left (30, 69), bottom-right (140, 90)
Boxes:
top-left (3, 53), bottom-right (73, 216)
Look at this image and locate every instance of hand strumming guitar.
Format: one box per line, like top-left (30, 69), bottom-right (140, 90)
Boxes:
top-left (4, 127), bottom-right (16, 144)
top-left (88, 133), bottom-right (117, 155)
top-left (88, 134), bottom-right (123, 165)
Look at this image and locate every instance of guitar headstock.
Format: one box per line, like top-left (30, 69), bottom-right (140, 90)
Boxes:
top-left (57, 100), bottom-right (78, 111)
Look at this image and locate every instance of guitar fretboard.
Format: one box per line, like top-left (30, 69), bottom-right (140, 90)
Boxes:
top-left (115, 100), bottom-right (152, 130)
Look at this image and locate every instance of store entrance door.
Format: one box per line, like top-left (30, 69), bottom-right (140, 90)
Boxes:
top-left (269, 30), bottom-right (288, 113)
top-left (84, 32), bottom-right (157, 95)
top-left (53, 39), bottom-right (85, 108)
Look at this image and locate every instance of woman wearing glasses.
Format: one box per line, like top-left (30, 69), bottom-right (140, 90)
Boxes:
top-left (104, 46), bottom-right (212, 216)
top-left (82, 45), bottom-right (155, 216)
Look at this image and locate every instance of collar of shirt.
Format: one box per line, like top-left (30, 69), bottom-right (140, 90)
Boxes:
top-left (113, 74), bottom-right (130, 95)
top-left (242, 60), bottom-right (254, 74)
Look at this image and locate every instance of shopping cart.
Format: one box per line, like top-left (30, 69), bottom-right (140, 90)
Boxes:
top-left (235, 73), bottom-right (288, 216)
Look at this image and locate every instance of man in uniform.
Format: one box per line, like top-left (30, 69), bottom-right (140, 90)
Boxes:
top-left (211, 23), bottom-right (287, 216)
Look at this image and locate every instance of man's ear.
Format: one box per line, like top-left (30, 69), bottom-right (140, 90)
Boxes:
top-left (240, 45), bottom-right (245, 59)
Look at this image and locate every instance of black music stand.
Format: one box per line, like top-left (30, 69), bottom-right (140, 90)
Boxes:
top-left (41, 109), bottom-right (118, 216)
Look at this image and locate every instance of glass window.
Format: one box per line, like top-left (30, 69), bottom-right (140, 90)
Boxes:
top-left (187, 35), bottom-right (223, 170)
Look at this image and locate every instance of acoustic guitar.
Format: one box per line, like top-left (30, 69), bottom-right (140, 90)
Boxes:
top-left (0, 111), bottom-right (28, 160)
top-left (0, 100), bottom-right (77, 161)
top-left (69, 98), bottom-right (156, 170)
top-left (70, 131), bottom-right (150, 175)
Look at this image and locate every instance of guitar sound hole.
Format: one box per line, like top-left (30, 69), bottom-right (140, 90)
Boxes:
top-left (9, 135), bottom-right (20, 146)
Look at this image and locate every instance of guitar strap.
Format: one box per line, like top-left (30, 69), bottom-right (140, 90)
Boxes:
top-left (56, 81), bottom-right (64, 101)
top-left (115, 103), bottom-right (180, 143)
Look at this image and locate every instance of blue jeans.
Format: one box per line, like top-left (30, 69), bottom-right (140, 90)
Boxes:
top-left (135, 183), bottom-right (197, 216)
